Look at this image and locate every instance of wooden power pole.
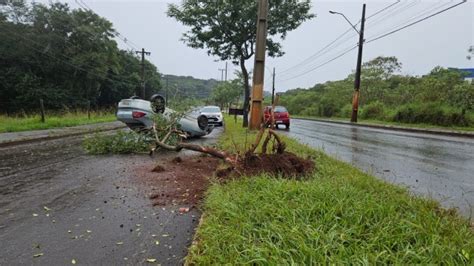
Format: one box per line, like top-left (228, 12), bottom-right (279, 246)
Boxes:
top-left (351, 4), bottom-right (366, 123)
top-left (249, 0), bottom-right (269, 130)
top-left (136, 48), bottom-right (151, 99)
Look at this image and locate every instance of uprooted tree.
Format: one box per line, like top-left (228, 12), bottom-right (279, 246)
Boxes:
top-left (149, 96), bottom-right (313, 178)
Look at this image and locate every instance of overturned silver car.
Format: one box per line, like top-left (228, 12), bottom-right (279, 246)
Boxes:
top-left (116, 95), bottom-right (213, 137)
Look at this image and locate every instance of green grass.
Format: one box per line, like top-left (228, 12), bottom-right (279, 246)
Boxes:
top-left (293, 115), bottom-right (474, 132)
top-left (0, 111), bottom-right (116, 133)
top-left (187, 117), bottom-right (474, 264)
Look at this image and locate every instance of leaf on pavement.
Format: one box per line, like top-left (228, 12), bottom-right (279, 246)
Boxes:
top-left (32, 213), bottom-right (38, 217)
top-left (71, 259), bottom-right (76, 264)
top-left (43, 206), bottom-right (51, 211)
top-left (146, 258), bottom-right (157, 263)
top-left (155, 240), bottom-right (160, 245)
top-left (116, 242), bottom-right (123, 245)
top-left (33, 253), bottom-right (44, 258)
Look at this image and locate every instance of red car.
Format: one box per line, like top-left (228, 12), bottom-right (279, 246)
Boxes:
top-left (264, 105), bottom-right (290, 129)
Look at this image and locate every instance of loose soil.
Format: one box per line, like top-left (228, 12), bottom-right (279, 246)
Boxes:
top-left (134, 152), bottom-right (314, 208)
top-left (134, 156), bottom-right (220, 207)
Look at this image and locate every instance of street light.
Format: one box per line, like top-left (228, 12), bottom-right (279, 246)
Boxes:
top-left (329, 5), bottom-right (366, 123)
top-left (329, 10), bottom-right (360, 34)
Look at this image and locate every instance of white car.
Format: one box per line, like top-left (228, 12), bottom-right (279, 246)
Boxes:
top-left (116, 95), bottom-right (213, 137)
top-left (200, 106), bottom-right (224, 126)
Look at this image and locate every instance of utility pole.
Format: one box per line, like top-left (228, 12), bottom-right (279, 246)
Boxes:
top-left (271, 67), bottom-right (276, 104)
top-left (225, 62), bottom-right (228, 81)
top-left (249, 0), bottom-right (268, 130)
top-left (135, 48), bottom-right (151, 99)
top-left (351, 4), bottom-right (366, 123)
top-left (218, 68), bottom-right (225, 82)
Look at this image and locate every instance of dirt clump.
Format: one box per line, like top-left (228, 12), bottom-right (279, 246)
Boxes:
top-left (151, 164), bottom-right (165, 173)
top-left (217, 152), bottom-right (314, 180)
top-left (171, 156), bottom-right (183, 164)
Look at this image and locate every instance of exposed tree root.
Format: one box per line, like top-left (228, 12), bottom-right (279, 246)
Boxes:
top-left (149, 94), bottom-right (312, 179)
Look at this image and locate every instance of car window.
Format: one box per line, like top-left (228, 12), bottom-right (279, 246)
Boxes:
top-left (201, 107), bottom-right (221, 113)
top-left (274, 106), bottom-right (287, 113)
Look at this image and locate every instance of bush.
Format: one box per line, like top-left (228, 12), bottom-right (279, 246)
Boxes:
top-left (339, 104), bottom-right (353, 118)
top-left (83, 131), bottom-right (152, 154)
top-left (392, 103), bottom-right (470, 126)
top-left (361, 101), bottom-right (386, 120)
top-left (300, 106), bottom-right (318, 116)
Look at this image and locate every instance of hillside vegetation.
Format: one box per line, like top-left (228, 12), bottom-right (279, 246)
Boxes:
top-left (0, 1), bottom-right (162, 114)
top-left (280, 57), bottom-right (474, 127)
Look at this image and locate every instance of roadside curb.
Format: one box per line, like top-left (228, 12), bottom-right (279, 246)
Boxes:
top-left (0, 124), bottom-right (126, 148)
top-left (294, 117), bottom-right (474, 138)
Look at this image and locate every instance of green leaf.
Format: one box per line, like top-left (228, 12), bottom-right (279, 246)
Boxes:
top-left (462, 249), bottom-right (470, 260)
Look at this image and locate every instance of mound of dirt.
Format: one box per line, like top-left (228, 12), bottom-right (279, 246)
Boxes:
top-left (217, 152), bottom-right (315, 180)
top-left (134, 152), bottom-right (314, 207)
top-left (133, 156), bottom-right (220, 206)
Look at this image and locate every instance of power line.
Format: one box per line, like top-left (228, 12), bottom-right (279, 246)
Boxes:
top-left (366, 0), bottom-right (453, 40)
top-left (76, 0), bottom-right (141, 51)
top-left (366, 0), bottom-right (467, 44)
top-left (366, 0), bottom-right (401, 20)
top-left (364, 0), bottom-right (421, 28)
top-left (279, 44), bottom-right (358, 83)
top-left (278, 27), bottom-right (353, 76)
top-left (277, 1), bottom-right (401, 78)
top-left (279, 0), bottom-right (466, 86)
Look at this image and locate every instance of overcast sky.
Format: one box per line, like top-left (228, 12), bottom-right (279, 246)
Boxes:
top-left (38, 0), bottom-right (473, 92)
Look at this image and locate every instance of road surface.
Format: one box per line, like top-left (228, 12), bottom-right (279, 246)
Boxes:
top-left (283, 119), bottom-right (474, 218)
top-left (0, 128), bottom-right (221, 265)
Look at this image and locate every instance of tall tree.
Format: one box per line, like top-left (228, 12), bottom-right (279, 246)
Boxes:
top-left (211, 80), bottom-right (242, 109)
top-left (167, 0), bottom-right (314, 127)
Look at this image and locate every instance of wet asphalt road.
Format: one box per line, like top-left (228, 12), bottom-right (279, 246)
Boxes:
top-left (0, 128), bottom-right (222, 265)
top-left (283, 119), bottom-right (474, 218)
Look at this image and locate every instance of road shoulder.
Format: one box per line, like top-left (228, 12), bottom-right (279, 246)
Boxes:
top-left (0, 121), bottom-right (126, 147)
top-left (294, 117), bottom-right (474, 138)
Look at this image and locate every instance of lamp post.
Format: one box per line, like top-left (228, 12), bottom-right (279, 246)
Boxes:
top-left (330, 4), bottom-right (366, 123)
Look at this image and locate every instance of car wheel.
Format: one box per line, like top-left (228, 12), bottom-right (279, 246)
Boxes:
top-left (285, 123), bottom-right (290, 129)
top-left (218, 122), bottom-right (223, 126)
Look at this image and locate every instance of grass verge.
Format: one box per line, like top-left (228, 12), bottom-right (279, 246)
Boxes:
top-left (187, 117), bottom-right (474, 264)
top-left (293, 115), bottom-right (474, 132)
top-left (0, 111), bottom-right (116, 133)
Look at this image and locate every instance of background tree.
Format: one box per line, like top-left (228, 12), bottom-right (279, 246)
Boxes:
top-left (167, 0), bottom-right (314, 127)
top-left (211, 80), bottom-right (242, 110)
top-left (279, 56), bottom-right (474, 127)
top-left (0, 1), bottom-right (162, 113)
top-left (361, 56), bottom-right (402, 105)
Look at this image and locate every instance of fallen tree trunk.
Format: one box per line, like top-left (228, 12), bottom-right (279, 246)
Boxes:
top-left (151, 124), bottom-right (236, 164)
top-left (151, 94), bottom-right (285, 164)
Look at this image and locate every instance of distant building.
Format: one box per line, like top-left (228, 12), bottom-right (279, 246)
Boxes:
top-left (453, 68), bottom-right (474, 82)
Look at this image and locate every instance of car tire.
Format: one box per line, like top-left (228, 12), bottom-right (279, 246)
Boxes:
top-left (218, 122), bottom-right (223, 127)
top-left (285, 123), bottom-right (290, 129)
